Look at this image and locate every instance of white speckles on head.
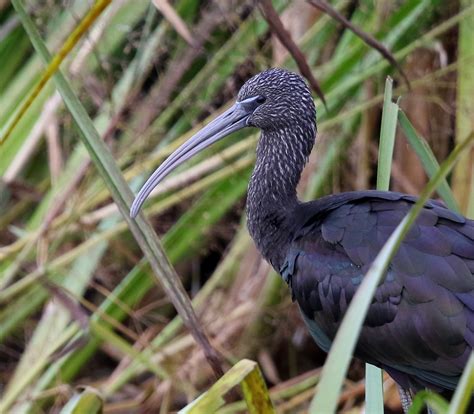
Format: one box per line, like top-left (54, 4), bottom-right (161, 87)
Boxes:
top-left (238, 68), bottom-right (316, 133)
top-left (239, 68), bottom-right (317, 268)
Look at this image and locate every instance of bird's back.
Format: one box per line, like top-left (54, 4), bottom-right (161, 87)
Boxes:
top-left (280, 191), bottom-right (474, 391)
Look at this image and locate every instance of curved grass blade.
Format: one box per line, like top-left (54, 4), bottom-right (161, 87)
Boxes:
top-left (59, 387), bottom-right (103, 414)
top-left (447, 353), bottom-right (474, 414)
top-left (11, 0), bottom-right (223, 378)
top-left (409, 390), bottom-right (449, 414)
top-left (452, 0), bottom-right (474, 213)
top-left (366, 75), bottom-right (399, 414)
top-left (365, 364), bottom-right (384, 413)
top-left (398, 110), bottom-right (459, 212)
top-left (180, 359), bottom-right (274, 414)
top-left (1, 0), bottom-right (112, 146)
top-left (377, 76), bottom-right (398, 191)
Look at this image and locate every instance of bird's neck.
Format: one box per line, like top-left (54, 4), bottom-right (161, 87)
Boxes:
top-left (246, 127), bottom-right (313, 270)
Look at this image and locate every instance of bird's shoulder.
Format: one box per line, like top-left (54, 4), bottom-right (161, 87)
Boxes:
top-left (280, 190), bottom-right (474, 322)
top-left (292, 190), bottom-right (472, 249)
top-left (294, 190), bottom-right (468, 235)
top-left (281, 191), bottom-right (474, 390)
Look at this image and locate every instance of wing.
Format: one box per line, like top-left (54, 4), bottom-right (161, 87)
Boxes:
top-left (281, 191), bottom-right (474, 391)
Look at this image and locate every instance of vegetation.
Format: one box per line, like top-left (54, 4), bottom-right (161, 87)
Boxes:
top-left (0, 0), bottom-right (473, 412)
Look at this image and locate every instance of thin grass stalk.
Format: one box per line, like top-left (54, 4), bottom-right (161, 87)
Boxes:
top-left (398, 110), bottom-right (459, 212)
top-left (451, 0), bottom-right (474, 213)
top-left (0, 0), bottom-right (92, 124)
top-left (447, 353), bottom-right (474, 414)
top-left (58, 388), bottom-right (103, 414)
top-left (409, 390), bottom-right (449, 414)
top-left (180, 359), bottom-right (275, 414)
top-left (0, 7), bottom-right (160, 349)
top-left (365, 76), bottom-right (399, 413)
top-left (12, 0), bottom-right (223, 377)
top-left (376, 77), bottom-right (398, 190)
top-left (0, 0), bottom-right (112, 145)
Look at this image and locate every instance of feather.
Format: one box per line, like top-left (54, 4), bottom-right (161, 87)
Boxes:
top-left (280, 191), bottom-right (474, 392)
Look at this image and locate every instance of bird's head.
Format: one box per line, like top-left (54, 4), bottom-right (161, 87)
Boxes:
top-left (130, 68), bottom-right (316, 218)
top-left (238, 68), bottom-right (316, 131)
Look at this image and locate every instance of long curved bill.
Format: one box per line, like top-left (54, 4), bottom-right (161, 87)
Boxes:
top-left (130, 96), bottom-right (262, 218)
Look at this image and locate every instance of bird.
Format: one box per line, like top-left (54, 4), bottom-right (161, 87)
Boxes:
top-left (130, 68), bottom-right (474, 412)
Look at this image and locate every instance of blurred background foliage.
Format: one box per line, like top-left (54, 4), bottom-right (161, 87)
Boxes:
top-left (0, 0), bottom-right (473, 412)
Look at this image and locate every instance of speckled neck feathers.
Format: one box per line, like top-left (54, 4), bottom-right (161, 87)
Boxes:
top-left (246, 124), bottom-right (315, 269)
top-left (235, 68), bottom-right (316, 269)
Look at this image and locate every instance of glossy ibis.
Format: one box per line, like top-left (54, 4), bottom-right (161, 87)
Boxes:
top-left (130, 68), bottom-right (474, 412)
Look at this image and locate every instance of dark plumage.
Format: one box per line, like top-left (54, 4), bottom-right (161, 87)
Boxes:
top-left (131, 68), bottom-right (474, 410)
top-left (287, 192), bottom-right (473, 393)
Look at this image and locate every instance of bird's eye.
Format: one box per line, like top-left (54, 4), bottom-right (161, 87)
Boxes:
top-left (256, 95), bottom-right (266, 104)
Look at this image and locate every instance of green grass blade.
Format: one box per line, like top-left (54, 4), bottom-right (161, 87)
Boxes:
top-left (409, 390), bottom-right (449, 414)
top-left (468, 184), bottom-right (474, 219)
top-left (0, 0), bottom-right (112, 146)
top-left (365, 363), bottom-right (384, 413)
top-left (180, 359), bottom-right (275, 414)
top-left (59, 387), bottom-right (103, 414)
top-left (366, 76), bottom-right (400, 414)
top-left (447, 353), bottom-right (474, 414)
top-left (376, 77), bottom-right (398, 191)
top-left (89, 321), bottom-right (168, 379)
top-left (12, 0), bottom-right (221, 376)
top-left (452, 0), bottom-right (474, 213)
top-left (398, 110), bottom-right (459, 212)
top-left (309, 132), bottom-right (474, 413)
top-left (240, 362), bottom-right (275, 414)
